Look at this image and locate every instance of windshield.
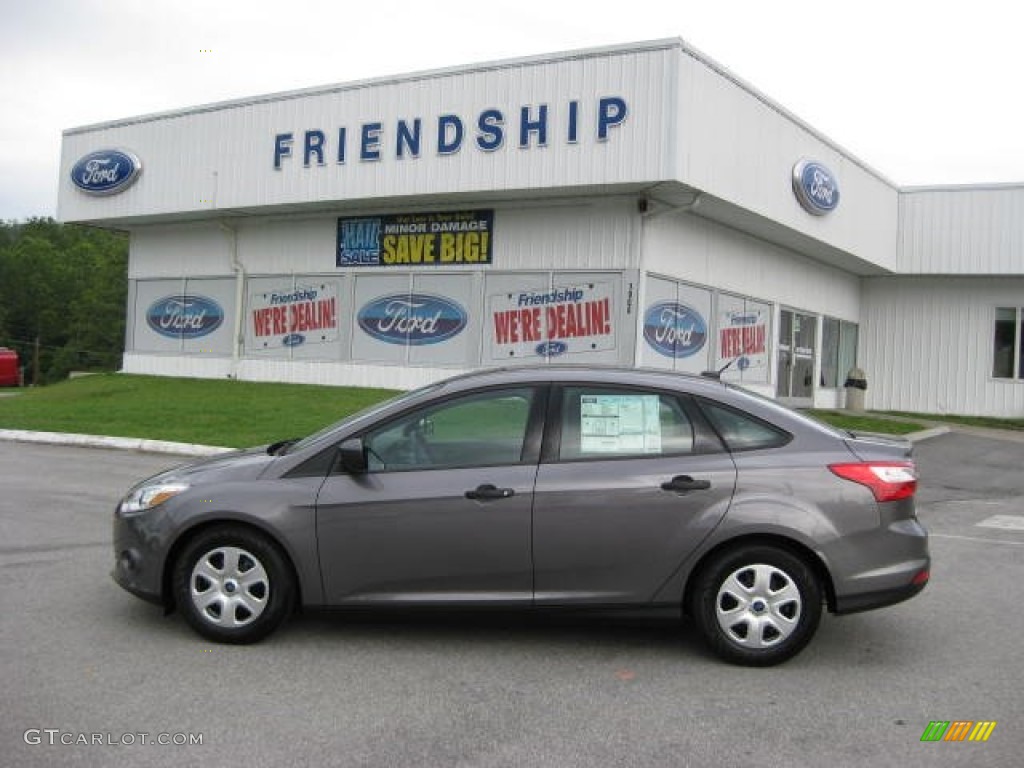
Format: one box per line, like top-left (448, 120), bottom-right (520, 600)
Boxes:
top-left (285, 382), bottom-right (444, 453)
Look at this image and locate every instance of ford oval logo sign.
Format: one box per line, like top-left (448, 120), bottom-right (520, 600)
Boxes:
top-left (357, 293), bottom-right (467, 345)
top-left (535, 340), bottom-right (568, 358)
top-left (71, 149), bottom-right (142, 195)
top-left (146, 295), bottom-right (224, 339)
top-left (282, 333), bottom-right (306, 348)
top-left (792, 160), bottom-right (839, 215)
top-left (643, 302), bottom-right (707, 358)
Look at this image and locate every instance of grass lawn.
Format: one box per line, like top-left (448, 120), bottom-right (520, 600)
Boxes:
top-left (805, 410), bottom-right (926, 435)
top-left (0, 374), bottom-right (399, 448)
top-left (0, 373), bottom-right (948, 449)
top-left (882, 411), bottom-right (1024, 432)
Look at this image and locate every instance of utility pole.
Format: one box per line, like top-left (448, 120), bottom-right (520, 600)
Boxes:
top-left (32, 336), bottom-right (40, 386)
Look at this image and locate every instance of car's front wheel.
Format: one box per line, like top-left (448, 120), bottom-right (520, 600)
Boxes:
top-left (173, 526), bottom-right (295, 644)
top-left (691, 544), bottom-right (822, 666)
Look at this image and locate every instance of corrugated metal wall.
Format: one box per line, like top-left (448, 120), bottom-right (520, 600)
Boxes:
top-left (861, 276), bottom-right (1024, 416)
top-left (644, 212), bottom-right (861, 321)
top-left (60, 46), bottom-right (675, 223)
top-left (674, 49), bottom-right (899, 272)
top-left (130, 199), bottom-right (637, 277)
top-left (898, 186), bottom-right (1024, 274)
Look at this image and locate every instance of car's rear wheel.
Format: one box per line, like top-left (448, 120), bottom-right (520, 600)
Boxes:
top-left (173, 526), bottom-right (295, 644)
top-left (691, 544), bottom-right (822, 666)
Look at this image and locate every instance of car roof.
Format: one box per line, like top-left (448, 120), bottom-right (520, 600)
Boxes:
top-left (434, 364), bottom-right (732, 395)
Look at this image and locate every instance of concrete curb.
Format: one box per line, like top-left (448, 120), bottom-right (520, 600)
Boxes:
top-left (906, 426), bottom-right (952, 443)
top-left (0, 429), bottom-right (234, 457)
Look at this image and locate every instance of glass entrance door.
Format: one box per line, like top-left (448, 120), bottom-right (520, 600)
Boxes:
top-left (776, 309), bottom-right (817, 404)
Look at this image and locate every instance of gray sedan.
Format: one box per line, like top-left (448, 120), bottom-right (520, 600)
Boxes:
top-left (113, 366), bottom-right (929, 666)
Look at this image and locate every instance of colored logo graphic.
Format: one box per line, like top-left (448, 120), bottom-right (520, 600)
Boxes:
top-left (792, 159), bottom-right (840, 215)
top-left (357, 293), bottom-right (467, 345)
top-left (643, 302), bottom-right (707, 358)
top-left (146, 295), bottom-right (224, 339)
top-left (282, 333), bottom-right (305, 348)
top-left (920, 721), bottom-right (997, 742)
top-left (535, 340), bottom-right (568, 358)
top-left (71, 149), bottom-right (143, 195)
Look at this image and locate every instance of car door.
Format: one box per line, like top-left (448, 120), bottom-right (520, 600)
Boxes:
top-left (532, 384), bottom-right (737, 604)
top-left (315, 386), bottom-right (544, 605)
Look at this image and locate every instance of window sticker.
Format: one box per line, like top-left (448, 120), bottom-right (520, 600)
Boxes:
top-left (579, 395), bottom-right (661, 454)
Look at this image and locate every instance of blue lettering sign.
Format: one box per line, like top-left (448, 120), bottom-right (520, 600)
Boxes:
top-left (273, 134), bottom-right (293, 170)
top-left (597, 97), bottom-right (628, 140)
top-left (271, 96), bottom-right (629, 168)
top-left (361, 123), bottom-right (383, 161)
top-left (304, 130), bottom-right (325, 166)
top-left (519, 104), bottom-right (548, 148)
top-left (437, 115), bottom-right (464, 155)
top-left (397, 119), bottom-right (421, 158)
top-left (476, 109), bottom-right (504, 151)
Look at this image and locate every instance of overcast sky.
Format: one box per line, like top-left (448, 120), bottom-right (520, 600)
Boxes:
top-left (4, 0), bottom-right (1022, 221)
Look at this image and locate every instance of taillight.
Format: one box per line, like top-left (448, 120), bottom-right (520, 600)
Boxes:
top-left (828, 461), bottom-right (918, 502)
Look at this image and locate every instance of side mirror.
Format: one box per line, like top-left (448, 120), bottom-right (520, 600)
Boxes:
top-left (338, 437), bottom-right (368, 474)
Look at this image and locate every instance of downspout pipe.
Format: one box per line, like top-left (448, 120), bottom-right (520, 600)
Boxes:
top-left (219, 221), bottom-right (244, 379)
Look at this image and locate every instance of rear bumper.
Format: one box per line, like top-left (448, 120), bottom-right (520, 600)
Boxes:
top-left (826, 515), bottom-right (930, 614)
top-left (834, 576), bottom-right (928, 614)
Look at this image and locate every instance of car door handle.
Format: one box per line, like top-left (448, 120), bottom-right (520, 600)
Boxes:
top-left (465, 484), bottom-right (515, 500)
top-left (660, 475), bottom-right (712, 493)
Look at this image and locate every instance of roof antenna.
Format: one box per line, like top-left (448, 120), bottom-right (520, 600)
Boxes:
top-left (701, 358), bottom-right (735, 380)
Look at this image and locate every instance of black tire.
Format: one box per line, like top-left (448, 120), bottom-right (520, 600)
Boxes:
top-left (690, 544), bottom-right (822, 666)
top-left (173, 526), bottom-right (295, 644)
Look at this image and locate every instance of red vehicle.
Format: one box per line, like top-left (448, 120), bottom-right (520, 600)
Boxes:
top-left (0, 348), bottom-right (20, 387)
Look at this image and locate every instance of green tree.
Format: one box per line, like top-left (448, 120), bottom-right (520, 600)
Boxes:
top-left (0, 218), bottom-right (128, 384)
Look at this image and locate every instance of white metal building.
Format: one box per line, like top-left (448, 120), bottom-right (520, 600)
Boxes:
top-left (57, 39), bottom-right (1023, 417)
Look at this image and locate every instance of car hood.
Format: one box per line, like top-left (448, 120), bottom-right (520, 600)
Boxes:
top-left (136, 446), bottom-right (277, 488)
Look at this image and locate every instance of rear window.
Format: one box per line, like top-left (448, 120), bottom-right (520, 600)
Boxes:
top-left (698, 400), bottom-right (791, 452)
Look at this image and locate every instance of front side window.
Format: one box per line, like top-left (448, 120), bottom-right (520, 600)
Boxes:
top-left (364, 387), bottom-right (535, 471)
top-left (993, 307), bottom-right (1023, 380)
top-left (558, 387), bottom-right (695, 460)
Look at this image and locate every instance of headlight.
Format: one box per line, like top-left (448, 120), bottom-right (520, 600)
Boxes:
top-left (119, 482), bottom-right (190, 515)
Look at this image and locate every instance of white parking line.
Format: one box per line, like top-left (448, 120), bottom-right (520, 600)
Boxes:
top-left (976, 515), bottom-right (1024, 531)
top-left (930, 533), bottom-right (1024, 546)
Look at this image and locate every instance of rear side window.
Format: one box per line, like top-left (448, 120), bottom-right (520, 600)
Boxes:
top-left (558, 387), bottom-right (695, 460)
top-left (698, 400), bottom-right (790, 452)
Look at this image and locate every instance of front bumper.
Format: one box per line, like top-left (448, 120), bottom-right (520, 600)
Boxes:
top-left (111, 507), bottom-right (168, 606)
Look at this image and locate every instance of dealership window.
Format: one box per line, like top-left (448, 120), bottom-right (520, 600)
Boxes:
top-left (717, 293), bottom-right (772, 384)
top-left (820, 317), bottom-right (859, 388)
top-left (992, 307), bottom-right (1023, 380)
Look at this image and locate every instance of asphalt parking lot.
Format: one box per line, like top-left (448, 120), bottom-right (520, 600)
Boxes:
top-left (2, 432), bottom-right (1022, 767)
